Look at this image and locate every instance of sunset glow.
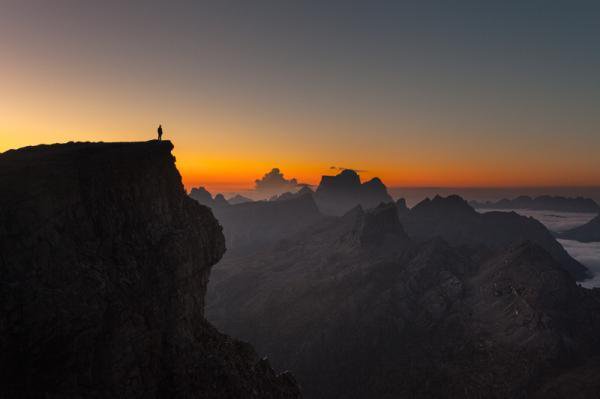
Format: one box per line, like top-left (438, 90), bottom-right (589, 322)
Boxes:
top-left (2, 2), bottom-right (599, 195)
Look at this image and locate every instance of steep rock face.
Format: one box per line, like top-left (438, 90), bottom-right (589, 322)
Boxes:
top-left (558, 215), bottom-right (600, 242)
top-left (314, 169), bottom-right (393, 215)
top-left (400, 195), bottom-right (590, 280)
top-left (0, 141), bottom-right (299, 398)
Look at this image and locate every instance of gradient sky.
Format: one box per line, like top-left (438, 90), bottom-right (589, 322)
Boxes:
top-left (1, 1), bottom-right (599, 194)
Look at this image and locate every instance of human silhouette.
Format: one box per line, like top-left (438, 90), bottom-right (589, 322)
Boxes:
top-left (157, 124), bottom-right (163, 141)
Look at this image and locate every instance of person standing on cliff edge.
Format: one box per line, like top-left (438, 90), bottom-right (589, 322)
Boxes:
top-left (157, 124), bottom-right (163, 141)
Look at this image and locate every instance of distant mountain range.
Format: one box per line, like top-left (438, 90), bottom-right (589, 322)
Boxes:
top-left (402, 195), bottom-right (588, 280)
top-left (470, 195), bottom-right (600, 213)
top-left (189, 168), bottom-right (395, 217)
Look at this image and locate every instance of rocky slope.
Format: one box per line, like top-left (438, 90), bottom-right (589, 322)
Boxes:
top-left (207, 202), bottom-right (600, 398)
top-left (558, 214), bottom-right (600, 243)
top-left (314, 169), bottom-right (393, 215)
top-left (0, 141), bottom-right (299, 398)
top-left (470, 195), bottom-right (600, 213)
top-left (400, 195), bottom-right (590, 280)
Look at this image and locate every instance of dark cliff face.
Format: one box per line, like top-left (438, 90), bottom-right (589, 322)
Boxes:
top-left (0, 141), bottom-right (299, 398)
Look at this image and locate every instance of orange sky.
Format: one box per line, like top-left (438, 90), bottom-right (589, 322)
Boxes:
top-left (1, 2), bottom-right (599, 195)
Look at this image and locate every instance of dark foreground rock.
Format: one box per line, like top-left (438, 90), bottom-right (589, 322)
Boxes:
top-left (0, 141), bottom-right (299, 398)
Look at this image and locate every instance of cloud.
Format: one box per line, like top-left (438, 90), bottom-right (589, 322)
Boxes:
top-left (329, 166), bottom-right (368, 173)
top-left (255, 168), bottom-right (299, 192)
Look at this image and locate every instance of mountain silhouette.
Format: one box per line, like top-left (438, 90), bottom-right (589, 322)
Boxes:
top-left (189, 186), bottom-right (230, 208)
top-left (558, 214), bottom-right (600, 242)
top-left (314, 169), bottom-right (393, 215)
top-left (470, 195), bottom-right (600, 213)
top-left (228, 194), bottom-right (254, 204)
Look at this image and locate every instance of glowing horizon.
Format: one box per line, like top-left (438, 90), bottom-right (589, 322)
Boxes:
top-left (2, 2), bottom-right (599, 193)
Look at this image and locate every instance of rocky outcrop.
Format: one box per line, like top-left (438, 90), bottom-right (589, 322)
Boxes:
top-left (558, 215), bottom-right (600, 243)
top-left (314, 169), bottom-right (393, 215)
top-left (396, 198), bottom-right (409, 215)
top-left (399, 195), bottom-right (590, 280)
top-left (470, 195), bottom-right (600, 213)
top-left (0, 141), bottom-right (299, 398)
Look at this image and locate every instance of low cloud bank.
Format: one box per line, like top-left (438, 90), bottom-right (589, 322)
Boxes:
top-left (558, 239), bottom-right (600, 288)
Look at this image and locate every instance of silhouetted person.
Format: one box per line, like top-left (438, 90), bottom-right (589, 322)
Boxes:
top-left (157, 124), bottom-right (163, 141)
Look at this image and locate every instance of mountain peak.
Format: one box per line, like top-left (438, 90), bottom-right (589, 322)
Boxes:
top-left (413, 194), bottom-right (476, 215)
top-left (315, 170), bottom-right (393, 215)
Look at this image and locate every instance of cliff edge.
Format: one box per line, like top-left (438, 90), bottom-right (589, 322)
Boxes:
top-left (0, 141), bottom-right (299, 398)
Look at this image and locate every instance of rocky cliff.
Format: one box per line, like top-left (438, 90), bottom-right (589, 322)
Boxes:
top-left (0, 141), bottom-right (299, 398)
